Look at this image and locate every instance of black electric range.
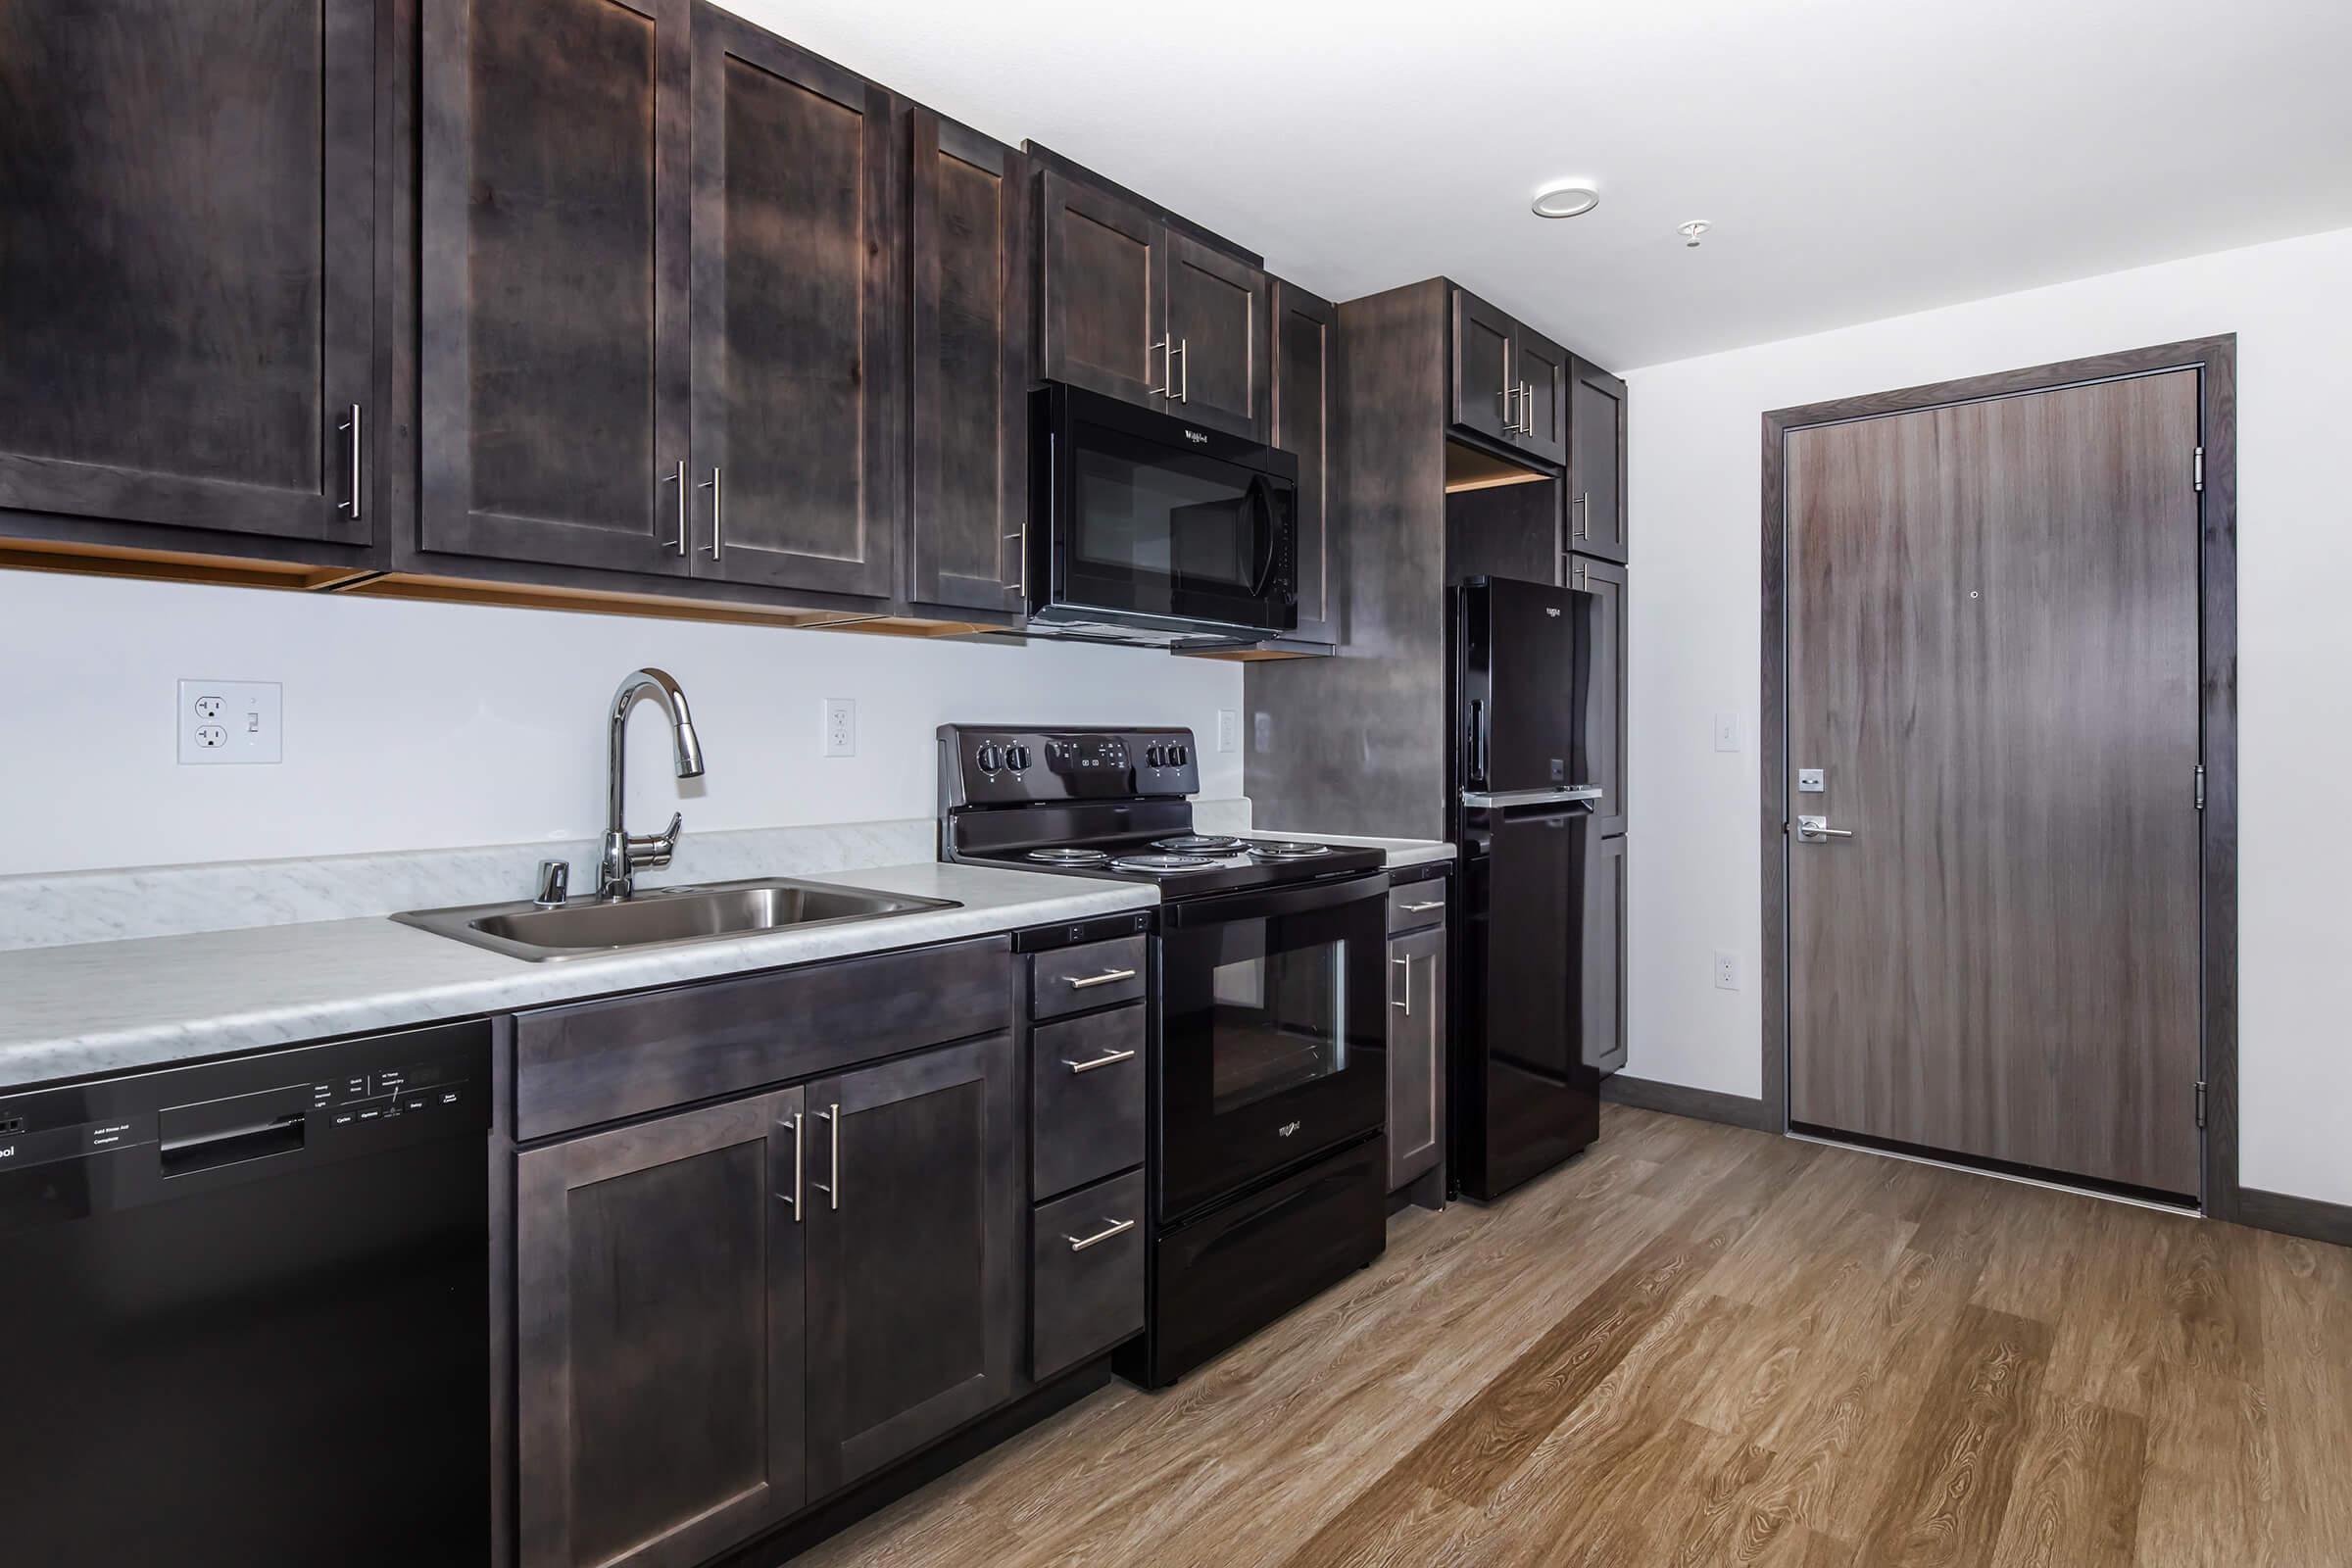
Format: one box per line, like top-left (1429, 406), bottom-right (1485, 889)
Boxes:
top-left (939, 725), bottom-right (1392, 1387)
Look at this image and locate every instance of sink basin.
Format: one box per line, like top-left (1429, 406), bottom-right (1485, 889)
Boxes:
top-left (392, 876), bottom-right (959, 962)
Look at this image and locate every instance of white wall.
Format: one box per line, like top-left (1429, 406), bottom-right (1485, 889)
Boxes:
top-left (1624, 223), bottom-right (2352, 1206)
top-left (0, 573), bottom-right (1243, 876)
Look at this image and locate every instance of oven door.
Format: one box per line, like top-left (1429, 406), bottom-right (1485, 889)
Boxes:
top-left (1157, 874), bottom-right (1389, 1219)
top-left (1040, 385), bottom-right (1298, 635)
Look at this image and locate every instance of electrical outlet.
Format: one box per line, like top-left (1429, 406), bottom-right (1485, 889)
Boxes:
top-left (178, 680), bottom-right (281, 765)
top-left (821, 698), bottom-right (856, 758)
top-left (1252, 710), bottom-right (1273, 753)
top-left (1216, 709), bottom-right (1240, 754)
top-left (1714, 712), bottom-right (1740, 753)
top-left (1713, 950), bottom-right (1741, 991)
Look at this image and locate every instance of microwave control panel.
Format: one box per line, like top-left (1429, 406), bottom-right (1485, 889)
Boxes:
top-left (938, 725), bottom-right (1200, 807)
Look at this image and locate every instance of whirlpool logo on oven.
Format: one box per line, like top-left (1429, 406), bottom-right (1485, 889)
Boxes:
top-left (1277, 1120), bottom-right (1301, 1139)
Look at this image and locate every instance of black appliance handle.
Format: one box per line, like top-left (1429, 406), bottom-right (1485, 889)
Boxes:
top-left (160, 1112), bottom-right (308, 1175)
top-left (1161, 872), bottom-right (1388, 929)
top-left (1246, 479), bottom-right (1280, 601)
top-left (1468, 698), bottom-right (1488, 783)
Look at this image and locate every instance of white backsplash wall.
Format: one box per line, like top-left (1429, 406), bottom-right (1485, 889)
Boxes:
top-left (0, 572), bottom-right (1245, 877)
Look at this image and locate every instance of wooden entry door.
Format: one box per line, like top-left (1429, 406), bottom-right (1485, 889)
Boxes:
top-left (1785, 369), bottom-right (2204, 1198)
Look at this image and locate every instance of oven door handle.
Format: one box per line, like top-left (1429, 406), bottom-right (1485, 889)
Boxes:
top-left (1161, 872), bottom-right (1390, 929)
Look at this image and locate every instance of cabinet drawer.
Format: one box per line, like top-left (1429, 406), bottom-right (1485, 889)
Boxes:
top-left (514, 938), bottom-right (1012, 1141)
top-left (1032, 1005), bottom-right (1147, 1200)
top-left (1032, 1169), bottom-right (1147, 1380)
top-left (1031, 935), bottom-right (1148, 1020)
top-left (1387, 879), bottom-right (1450, 935)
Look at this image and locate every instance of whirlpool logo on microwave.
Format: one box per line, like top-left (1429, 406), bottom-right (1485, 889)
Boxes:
top-left (1185, 429), bottom-right (1209, 444)
top-left (1277, 1120), bottom-right (1301, 1139)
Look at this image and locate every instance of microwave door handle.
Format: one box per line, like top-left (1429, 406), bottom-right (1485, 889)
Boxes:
top-left (1248, 480), bottom-right (1280, 600)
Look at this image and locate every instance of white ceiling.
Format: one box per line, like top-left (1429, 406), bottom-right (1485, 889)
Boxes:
top-left (720, 0), bottom-right (2352, 369)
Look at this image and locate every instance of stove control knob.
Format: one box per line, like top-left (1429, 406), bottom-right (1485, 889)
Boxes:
top-left (977, 743), bottom-right (1003, 772)
top-left (1171, 744), bottom-right (1189, 766)
top-left (1146, 745), bottom-right (1166, 768)
top-left (1008, 745), bottom-right (1032, 770)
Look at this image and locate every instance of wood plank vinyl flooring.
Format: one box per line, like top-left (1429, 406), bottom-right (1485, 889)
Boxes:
top-left (792, 1107), bottom-right (2352, 1567)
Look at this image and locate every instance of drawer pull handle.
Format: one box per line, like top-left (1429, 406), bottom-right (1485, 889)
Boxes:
top-left (1399, 900), bottom-right (1446, 912)
top-left (1066, 1216), bottom-right (1137, 1252)
top-left (1065, 968), bottom-right (1139, 990)
top-left (1062, 1047), bottom-right (1138, 1074)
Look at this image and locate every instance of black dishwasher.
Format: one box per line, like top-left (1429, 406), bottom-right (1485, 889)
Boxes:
top-left (0, 1018), bottom-right (490, 1567)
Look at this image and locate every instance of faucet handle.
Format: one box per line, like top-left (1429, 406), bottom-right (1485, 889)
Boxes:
top-left (533, 859), bottom-right (569, 907)
top-left (626, 812), bottom-right (684, 870)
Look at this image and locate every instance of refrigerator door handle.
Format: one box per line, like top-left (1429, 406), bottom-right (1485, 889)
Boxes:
top-left (1459, 785), bottom-right (1603, 808)
top-left (1468, 698), bottom-right (1488, 783)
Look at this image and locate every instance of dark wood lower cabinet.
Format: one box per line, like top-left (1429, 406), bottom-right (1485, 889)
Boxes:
top-left (1386, 921), bottom-right (1446, 1194)
top-left (514, 1086), bottom-right (807, 1568)
top-left (804, 1033), bottom-right (1021, 1495)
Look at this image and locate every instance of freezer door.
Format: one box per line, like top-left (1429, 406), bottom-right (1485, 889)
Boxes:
top-left (1459, 576), bottom-right (1588, 797)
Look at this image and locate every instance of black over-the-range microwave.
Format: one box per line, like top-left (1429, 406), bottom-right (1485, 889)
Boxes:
top-left (1025, 382), bottom-right (1300, 650)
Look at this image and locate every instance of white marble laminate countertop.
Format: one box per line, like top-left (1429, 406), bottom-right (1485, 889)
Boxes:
top-left (1254, 830), bottom-right (1456, 869)
top-left (0, 861), bottom-right (1155, 1093)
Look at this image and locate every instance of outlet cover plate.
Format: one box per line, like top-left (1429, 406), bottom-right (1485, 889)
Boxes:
top-left (178, 680), bottom-right (281, 765)
top-left (821, 697), bottom-right (857, 758)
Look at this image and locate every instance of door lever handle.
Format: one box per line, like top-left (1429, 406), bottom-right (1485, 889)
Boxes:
top-left (1795, 815), bottom-right (1855, 842)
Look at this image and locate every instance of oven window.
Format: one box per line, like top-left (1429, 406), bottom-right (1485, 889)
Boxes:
top-left (1208, 938), bottom-right (1348, 1112)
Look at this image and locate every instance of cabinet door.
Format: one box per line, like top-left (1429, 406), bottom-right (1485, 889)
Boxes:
top-left (1040, 172), bottom-right (1166, 409)
top-left (1271, 279), bottom-right (1340, 643)
top-left (515, 1087), bottom-right (806, 1568)
top-left (689, 8), bottom-right (897, 598)
top-left (906, 110), bottom-right (1030, 620)
top-left (1449, 288), bottom-right (1516, 444)
top-left (1568, 556), bottom-right (1628, 834)
top-left (805, 1034), bottom-right (1020, 1495)
top-left (420, 0), bottom-right (692, 577)
top-left (1581, 833), bottom-right (1627, 1074)
top-left (1514, 326), bottom-right (1571, 466)
top-left (0, 0), bottom-right (375, 546)
top-left (1387, 923), bottom-right (1446, 1193)
top-left (1162, 230), bottom-right (1269, 439)
top-left (1569, 358), bottom-right (1629, 562)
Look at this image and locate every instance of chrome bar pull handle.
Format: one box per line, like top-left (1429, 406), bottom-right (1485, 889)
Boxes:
top-left (661, 461), bottom-right (688, 553)
top-left (1392, 955), bottom-right (1411, 1015)
top-left (809, 1103), bottom-right (840, 1209)
top-left (1795, 815), bottom-right (1855, 843)
top-left (1177, 337), bottom-right (1188, 405)
top-left (1065, 1216), bottom-right (1136, 1252)
top-left (337, 405), bottom-right (363, 519)
top-left (697, 467), bottom-right (721, 560)
top-left (1149, 337), bottom-right (1171, 396)
top-left (781, 1111), bottom-right (805, 1220)
top-left (1520, 382), bottom-right (1536, 435)
top-left (1501, 381), bottom-right (1518, 430)
top-left (1066, 967), bottom-right (1139, 991)
top-left (1399, 899), bottom-right (1446, 913)
top-left (1061, 1047), bottom-right (1138, 1075)
top-left (1573, 492), bottom-right (1590, 539)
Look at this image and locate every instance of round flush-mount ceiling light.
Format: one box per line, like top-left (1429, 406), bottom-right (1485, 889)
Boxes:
top-left (1531, 181), bottom-right (1601, 220)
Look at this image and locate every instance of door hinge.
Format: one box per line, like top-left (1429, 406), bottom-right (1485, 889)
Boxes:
top-left (2195, 1080), bottom-right (2208, 1128)
top-left (2193, 446), bottom-right (2205, 492)
top-left (2193, 763), bottom-right (2206, 810)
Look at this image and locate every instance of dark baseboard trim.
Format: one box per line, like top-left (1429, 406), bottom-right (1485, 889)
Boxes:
top-left (1600, 1072), bottom-right (1778, 1134)
top-left (2236, 1187), bottom-right (2352, 1249)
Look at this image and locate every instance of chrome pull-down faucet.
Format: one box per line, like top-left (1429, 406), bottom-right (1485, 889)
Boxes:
top-left (599, 668), bottom-right (706, 901)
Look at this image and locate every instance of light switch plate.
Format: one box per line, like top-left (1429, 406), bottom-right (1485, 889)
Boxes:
top-left (178, 680), bottom-right (281, 765)
top-left (1714, 712), bottom-right (1740, 753)
top-left (1216, 709), bottom-right (1239, 753)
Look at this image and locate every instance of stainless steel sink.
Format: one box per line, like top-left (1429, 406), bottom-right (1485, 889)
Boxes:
top-left (393, 876), bottom-right (959, 962)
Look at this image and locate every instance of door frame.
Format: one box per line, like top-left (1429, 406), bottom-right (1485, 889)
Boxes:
top-left (1759, 334), bottom-right (2238, 1216)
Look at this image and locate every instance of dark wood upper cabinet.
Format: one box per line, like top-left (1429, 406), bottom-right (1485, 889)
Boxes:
top-left (1514, 326), bottom-right (1571, 466)
top-left (419, 0), bottom-right (692, 577)
top-left (906, 110), bottom-right (1031, 621)
top-left (515, 1086), bottom-right (807, 1568)
top-left (1569, 357), bottom-right (1629, 562)
top-left (804, 1034), bottom-right (1020, 1495)
top-left (1039, 172), bottom-right (1166, 409)
top-left (1163, 230), bottom-right (1270, 439)
top-left (0, 0), bottom-right (377, 547)
top-left (689, 6), bottom-right (898, 600)
top-left (1271, 279), bottom-right (1341, 643)
top-left (1450, 289), bottom-right (1517, 446)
